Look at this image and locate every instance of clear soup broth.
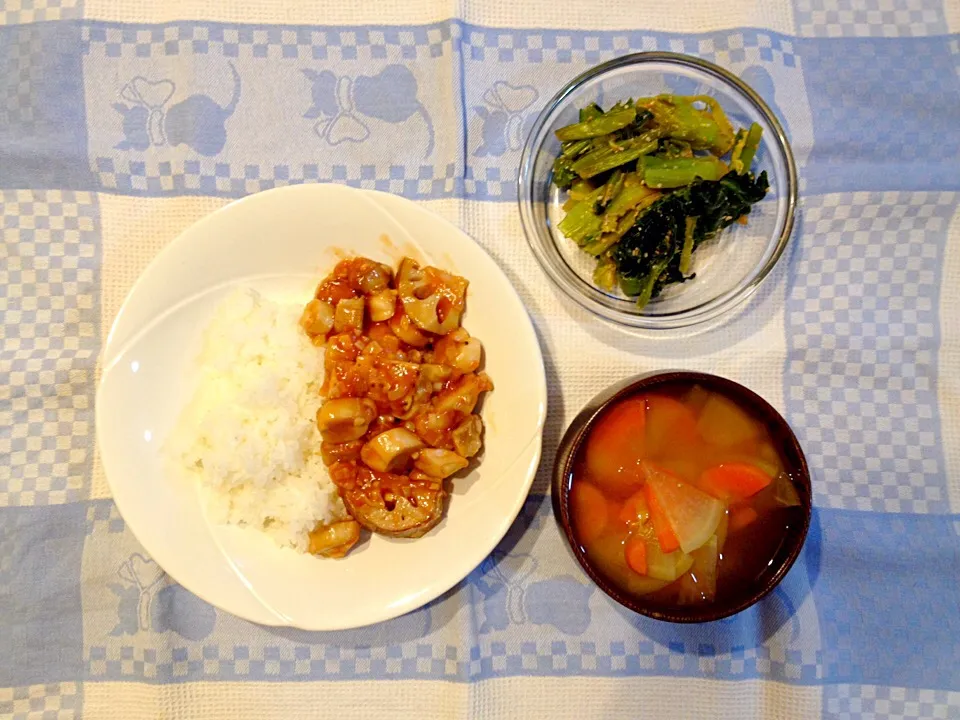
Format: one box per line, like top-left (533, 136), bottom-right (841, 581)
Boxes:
top-left (568, 382), bottom-right (805, 608)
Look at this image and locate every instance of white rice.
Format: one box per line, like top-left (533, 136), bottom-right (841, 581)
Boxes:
top-left (166, 287), bottom-right (343, 552)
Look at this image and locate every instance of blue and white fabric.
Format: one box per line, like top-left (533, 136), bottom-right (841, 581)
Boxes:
top-left (2, 0), bottom-right (959, 717)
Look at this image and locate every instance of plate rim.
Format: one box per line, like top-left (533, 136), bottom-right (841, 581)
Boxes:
top-left (96, 183), bottom-right (547, 630)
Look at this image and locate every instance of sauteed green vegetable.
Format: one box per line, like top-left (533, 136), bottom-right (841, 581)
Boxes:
top-left (552, 95), bottom-right (769, 309)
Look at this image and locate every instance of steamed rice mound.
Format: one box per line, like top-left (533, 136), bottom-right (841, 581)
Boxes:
top-left (167, 287), bottom-right (344, 551)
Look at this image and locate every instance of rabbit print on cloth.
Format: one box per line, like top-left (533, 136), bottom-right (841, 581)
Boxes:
top-left (302, 65), bottom-right (435, 157)
top-left (113, 64), bottom-right (241, 156)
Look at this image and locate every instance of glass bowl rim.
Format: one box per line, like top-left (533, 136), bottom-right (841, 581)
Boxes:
top-left (517, 51), bottom-right (799, 330)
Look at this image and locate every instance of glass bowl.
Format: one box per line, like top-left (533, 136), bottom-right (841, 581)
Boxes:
top-left (518, 52), bottom-right (797, 330)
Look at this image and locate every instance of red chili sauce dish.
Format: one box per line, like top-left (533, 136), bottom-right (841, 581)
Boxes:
top-left (566, 381), bottom-right (807, 612)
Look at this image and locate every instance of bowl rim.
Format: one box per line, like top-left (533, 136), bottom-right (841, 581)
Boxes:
top-left (518, 51), bottom-right (799, 330)
top-left (551, 370), bottom-right (812, 623)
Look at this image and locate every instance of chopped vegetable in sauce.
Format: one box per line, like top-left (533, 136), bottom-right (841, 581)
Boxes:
top-left (569, 383), bottom-right (804, 607)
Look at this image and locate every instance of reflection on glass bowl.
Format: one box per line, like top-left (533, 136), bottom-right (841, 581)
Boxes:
top-left (518, 52), bottom-right (797, 330)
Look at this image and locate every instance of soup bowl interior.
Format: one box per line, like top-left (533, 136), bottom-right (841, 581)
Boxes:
top-left (552, 371), bottom-right (811, 623)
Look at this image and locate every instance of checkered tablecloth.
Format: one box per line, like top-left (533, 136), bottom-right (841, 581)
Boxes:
top-left (2, 1), bottom-right (959, 718)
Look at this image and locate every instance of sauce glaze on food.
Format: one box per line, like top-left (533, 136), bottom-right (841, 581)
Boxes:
top-left (301, 256), bottom-right (492, 557)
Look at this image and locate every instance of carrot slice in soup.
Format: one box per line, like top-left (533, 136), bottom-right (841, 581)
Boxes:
top-left (570, 481), bottom-right (612, 544)
top-left (624, 536), bottom-right (649, 575)
top-left (585, 532), bottom-right (674, 595)
top-left (619, 490), bottom-right (658, 546)
top-left (643, 461), bottom-right (724, 555)
top-left (618, 489), bottom-right (649, 525)
top-left (584, 397), bottom-right (646, 498)
top-left (699, 463), bottom-right (773, 501)
top-left (729, 506), bottom-right (759, 533)
top-left (644, 482), bottom-right (680, 553)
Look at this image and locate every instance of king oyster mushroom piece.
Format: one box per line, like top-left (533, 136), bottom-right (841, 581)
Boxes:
top-left (360, 427), bottom-right (426, 473)
top-left (414, 448), bottom-right (469, 479)
top-left (316, 398), bottom-right (378, 443)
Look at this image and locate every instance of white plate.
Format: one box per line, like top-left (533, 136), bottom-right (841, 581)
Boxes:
top-left (96, 184), bottom-right (547, 630)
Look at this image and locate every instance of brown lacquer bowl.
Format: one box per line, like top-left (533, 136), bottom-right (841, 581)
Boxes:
top-left (552, 371), bottom-right (811, 623)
